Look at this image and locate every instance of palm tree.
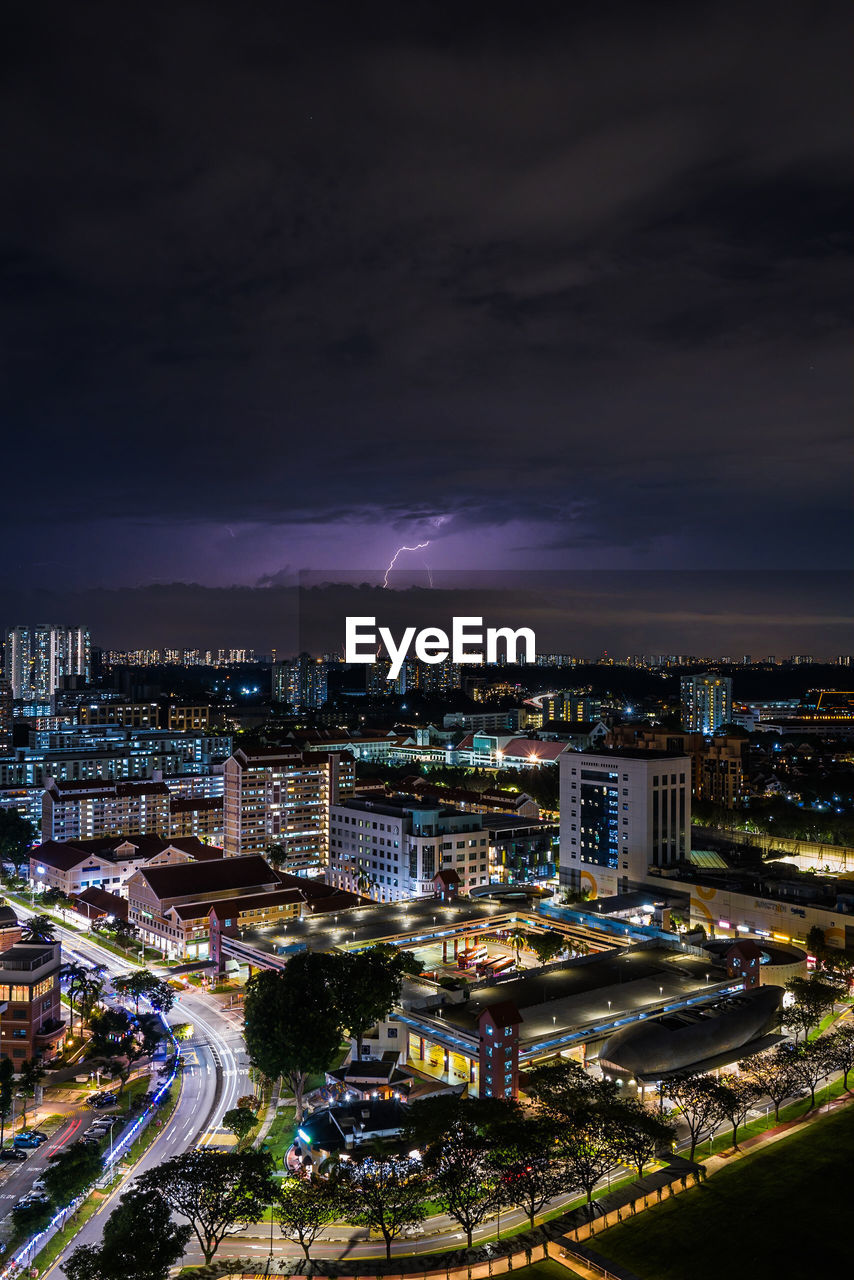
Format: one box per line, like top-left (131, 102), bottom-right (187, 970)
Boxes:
top-left (61, 960), bottom-right (89, 1037)
top-left (22, 914), bottom-right (56, 943)
top-left (78, 974), bottom-right (106, 1035)
top-left (507, 927), bottom-right (528, 968)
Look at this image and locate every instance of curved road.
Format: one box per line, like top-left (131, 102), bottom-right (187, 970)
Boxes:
top-left (9, 906), bottom-right (250, 1278)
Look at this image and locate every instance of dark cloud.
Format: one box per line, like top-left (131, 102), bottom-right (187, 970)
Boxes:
top-left (1, 0), bottom-right (850, 643)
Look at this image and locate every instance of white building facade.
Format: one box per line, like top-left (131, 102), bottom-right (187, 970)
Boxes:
top-left (560, 748), bottom-right (691, 898)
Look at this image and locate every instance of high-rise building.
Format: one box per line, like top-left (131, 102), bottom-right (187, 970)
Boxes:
top-left (680, 673), bottom-right (732, 734)
top-left (0, 681), bottom-right (12, 756)
top-left (559, 748), bottom-right (691, 897)
top-left (4, 625), bottom-right (91, 701)
top-left (223, 746), bottom-right (354, 870)
top-left (272, 654), bottom-right (328, 710)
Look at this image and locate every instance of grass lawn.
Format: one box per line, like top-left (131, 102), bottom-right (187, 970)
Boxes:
top-left (497, 1260), bottom-right (588, 1280)
top-left (592, 1101), bottom-right (853, 1280)
top-left (263, 1103), bottom-right (297, 1166)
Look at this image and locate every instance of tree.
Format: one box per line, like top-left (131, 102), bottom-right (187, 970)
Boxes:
top-left (669, 1073), bottom-right (728, 1161)
top-left (65, 1186), bottom-right (192, 1280)
top-left (525, 1056), bottom-right (598, 1116)
top-left (337, 945), bottom-right (411, 1059)
top-left (62, 960), bottom-right (90, 1037)
top-left (223, 1106), bottom-right (257, 1143)
top-left (783, 975), bottom-right (842, 1043)
top-left (112, 971), bottom-right (176, 1015)
top-left (11, 1198), bottom-right (52, 1234)
top-left (78, 973), bottom-right (106, 1030)
top-left (739, 1048), bottom-right (799, 1122)
top-left (94, 917), bottom-right (140, 947)
top-left (243, 954), bottom-right (344, 1121)
top-left (21, 912), bottom-right (57, 942)
top-left (530, 930), bottom-right (566, 966)
top-left (610, 1098), bottom-right (676, 1177)
top-left (0, 808), bottom-right (36, 877)
top-left (783, 1040), bottom-right (829, 1110)
top-left (716, 1075), bottom-right (759, 1149)
top-left (507, 928), bottom-right (528, 968)
top-left (19, 1056), bottom-right (46, 1127)
top-left (136, 1012), bottom-right (165, 1059)
top-left (44, 1139), bottom-right (104, 1204)
top-left (408, 1096), bottom-right (502, 1247)
top-left (42, 887), bottom-right (75, 913)
top-left (138, 1149), bottom-right (274, 1264)
top-left (819, 952), bottom-right (854, 994)
top-left (805, 925), bottom-right (826, 957)
top-left (486, 1110), bottom-right (567, 1227)
top-left (338, 1155), bottom-right (428, 1259)
top-left (274, 1174), bottom-right (342, 1261)
top-left (821, 1023), bottom-right (854, 1090)
top-left (0, 1056), bottom-right (14, 1148)
top-left (88, 1006), bottom-right (136, 1058)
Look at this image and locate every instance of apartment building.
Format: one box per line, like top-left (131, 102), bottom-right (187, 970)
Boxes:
top-left (680, 674), bottom-right (733, 734)
top-left (223, 747), bottom-right (354, 870)
top-left (42, 777), bottom-right (171, 842)
top-left (168, 794), bottom-right (223, 843)
top-left (609, 725), bottom-right (747, 809)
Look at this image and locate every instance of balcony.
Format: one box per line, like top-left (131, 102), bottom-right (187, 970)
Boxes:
top-left (34, 1018), bottom-right (67, 1046)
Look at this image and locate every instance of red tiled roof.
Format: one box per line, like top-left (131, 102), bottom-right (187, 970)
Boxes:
top-left (74, 887), bottom-right (129, 920)
top-left (479, 1000), bottom-right (523, 1027)
top-left (134, 854), bottom-right (277, 902)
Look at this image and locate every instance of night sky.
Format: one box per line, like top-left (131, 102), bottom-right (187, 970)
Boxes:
top-left (2, 2), bottom-right (851, 650)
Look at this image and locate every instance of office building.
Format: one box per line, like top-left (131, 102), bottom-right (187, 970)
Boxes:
top-left (223, 746), bottom-right (354, 869)
top-left (327, 795), bottom-right (489, 902)
top-left (4, 625), bottom-right (91, 701)
top-left (0, 939), bottom-right (65, 1063)
top-left (560, 748), bottom-right (691, 897)
top-left (680, 674), bottom-right (733, 734)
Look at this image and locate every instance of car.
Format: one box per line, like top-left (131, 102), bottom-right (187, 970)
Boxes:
top-left (31, 1179), bottom-right (47, 1193)
top-left (27, 1130), bottom-right (48, 1141)
top-left (92, 1094), bottom-right (118, 1109)
top-left (0, 1148), bottom-right (28, 1162)
top-left (19, 1194), bottom-right (50, 1209)
top-left (13, 1134), bottom-right (44, 1149)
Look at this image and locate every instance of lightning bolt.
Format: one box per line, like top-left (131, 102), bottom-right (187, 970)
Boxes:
top-left (383, 542), bottom-right (430, 588)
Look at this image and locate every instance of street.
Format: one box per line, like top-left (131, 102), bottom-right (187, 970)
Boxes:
top-left (5, 905), bottom-right (251, 1279)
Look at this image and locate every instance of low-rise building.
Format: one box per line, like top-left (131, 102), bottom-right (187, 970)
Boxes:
top-left (30, 834), bottom-right (220, 898)
top-left (327, 796), bottom-right (489, 901)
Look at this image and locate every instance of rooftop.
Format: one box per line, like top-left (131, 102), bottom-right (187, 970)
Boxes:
top-left (430, 945), bottom-right (716, 1046)
top-left (131, 854), bottom-right (277, 901)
